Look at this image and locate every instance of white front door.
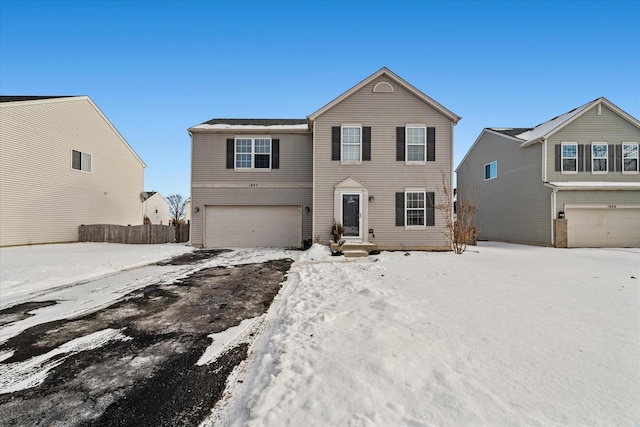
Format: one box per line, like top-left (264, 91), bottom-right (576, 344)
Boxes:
top-left (341, 192), bottom-right (362, 240)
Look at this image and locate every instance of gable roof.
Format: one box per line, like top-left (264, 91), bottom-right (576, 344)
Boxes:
top-left (500, 97), bottom-right (640, 147)
top-left (0, 96), bottom-right (75, 103)
top-left (307, 67), bottom-right (461, 124)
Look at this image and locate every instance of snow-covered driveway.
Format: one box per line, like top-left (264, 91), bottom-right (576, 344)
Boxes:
top-left (213, 243), bottom-right (640, 427)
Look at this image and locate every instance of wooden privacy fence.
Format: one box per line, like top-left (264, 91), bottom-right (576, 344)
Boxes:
top-left (79, 224), bottom-right (190, 244)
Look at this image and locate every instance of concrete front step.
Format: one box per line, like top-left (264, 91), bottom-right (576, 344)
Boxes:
top-left (343, 250), bottom-right (370, 258)
top-left (330, 242), bottom-right (379, 257)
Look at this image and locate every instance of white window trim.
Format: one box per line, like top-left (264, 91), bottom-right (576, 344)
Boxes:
top-left (234, 136), bottom-right (272, 171)
top-left (561, 142), bottom-right (578, 174)
top-left (405, 124), bottom-right (426, 165)
top-left (71, 149), bottom-right (92, 174)
top-left (404, 188), bottom-right (426, 230)
top-left (484, 161), bottom-right (497, 181)
top-left (340, 124), bottom-right (362, 164)
top-left (622, 142), bottom-right (639, 174)
top-left (591, 142), bottom-right (608, 175)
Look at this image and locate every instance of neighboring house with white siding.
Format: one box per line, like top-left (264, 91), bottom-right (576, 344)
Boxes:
top-left (142, 191), bottom-right (170, 225)
top-left (0, 96), bottom-right (146, 247)
top-left (189, 68), bottom-right (460, 250)
top-left (456, 97), bottom-right (640, 248)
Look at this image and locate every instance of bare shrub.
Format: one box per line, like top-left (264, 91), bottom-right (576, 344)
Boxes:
top-left (436, 174), bottom-right (478, 254)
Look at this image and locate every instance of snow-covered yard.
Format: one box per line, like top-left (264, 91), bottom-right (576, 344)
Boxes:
top-left (1, 242), bottom-right (639, 426)
top-left (212, 243), bottom-right (640, 427)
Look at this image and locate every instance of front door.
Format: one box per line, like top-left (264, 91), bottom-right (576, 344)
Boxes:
top-left (341, 192), bottom-right (362, 239)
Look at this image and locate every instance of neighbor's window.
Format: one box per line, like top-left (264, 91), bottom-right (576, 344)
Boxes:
top-left (484, 161), bottom-right (497, 180)
top-left (406, 126), bottom-right (426, 162)
top-left (623, 143), bottom-right (639, 173)
top-left (72, 150), bottom-right (92, 172)
top-left (342, 126), bottom-right (361, 161)
top-left (561, 143), bottom-right (577, 173)
top-left (235, 137), bottom-right (271, 169)
top-left (591, 143), bottom-right (608, 173)
top-left (405, 191), bottom-right (425, 226)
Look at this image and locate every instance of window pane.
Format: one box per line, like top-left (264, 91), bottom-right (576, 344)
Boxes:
top-left (342, 144), bottom-right (360, 161)
top-left (407, 127), bottom-right (425, 144)
top-left (81, 153), bottom-right (91, 172)
top-left (72, 150), bottom-right (81, 170)
top-left (236, 154), bottom-right (251, 168)
top-left (623, 144), bottom-right (638, 159)
top-left (407, 210), bottom-right (425, 226)
top-left (407, 145), bottom-right (425, 161)
top-left (255, 139), bottom-right (270, 153)
top-left (254, 154), bottom-right (270, 168)
top-left (342, 127), bottom-right (360, 143)
top-left (563, 159), bottom-right (576, 171)
top-left (624, 159), bottom-right (638, 172)
top-left (593, 158), bottom-right (607, 172)
top-left (592, 144), bottom-right (607, 158)
top-left (236, 139), bottom-right (252, 153)
top-left (562, 144), bottom-right (577, 158)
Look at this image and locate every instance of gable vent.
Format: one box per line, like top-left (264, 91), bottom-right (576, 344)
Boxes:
top-left (373, 81), bottom-right (394, 93)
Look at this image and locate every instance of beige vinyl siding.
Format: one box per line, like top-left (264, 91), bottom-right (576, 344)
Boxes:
top-left (546, 104), bottom-right (640, 182)
top-left (556, 190), bottom-right (640, 215)
top-left (190, 131), bottom-right (313, 247)
top-left (313, 77), bottom-right (453, 249)
top-left (143, 193), bottom-right (170, 225)
top-left (457, 132), bottom-right (552, 246)
top-left (0, 98), bottom-right (145, 247)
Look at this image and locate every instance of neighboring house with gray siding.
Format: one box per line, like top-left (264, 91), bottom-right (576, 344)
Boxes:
top-left (0, 96), bottom-right (146, 247)
top-left (457, 97), bottom-right (640, 248)
top-left (189, 68), bottom-right (460, 249)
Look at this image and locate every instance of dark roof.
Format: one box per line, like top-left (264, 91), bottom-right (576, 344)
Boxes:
top-left (202, 118), bottom-right (307, 126)
top-left (0, 96), bottom-right (75, 103)
top-left (488, 128), bottom-right (533, 138)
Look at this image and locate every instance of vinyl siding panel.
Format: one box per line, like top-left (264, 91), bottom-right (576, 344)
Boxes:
top-left (313, 77), bottom-right (454, 249)
top-left (556, 190), bottom-right (640, 214)
top-left (546, 104), bottom-right (640, 182)
top-left (0, 98), bottom-right (144, 247)
top-left (190, 131), bottom-right (312, 247)
top-left (457, 131), bottom-right (552, 246)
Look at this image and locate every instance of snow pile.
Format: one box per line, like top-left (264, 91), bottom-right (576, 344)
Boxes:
top-left (212, 243), bottom-right (640, 426)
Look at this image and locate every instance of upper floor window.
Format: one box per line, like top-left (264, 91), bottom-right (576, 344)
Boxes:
top-left (406, 126), bottom-right (426, 162)
top-left (591, 143), bottom-right (608, 173)
top-left (341, 126), bottom-right (361, 162)
top-left (561, 143), bottom-right (577, 173)
top-left (623, 143), bottom-right (639, 173)
top-left (235, 137), bottom-right (271, 169)
top-left (72, 150), bottom-right (92, 172)
top-left (484, 161), bottom-right (497, 180)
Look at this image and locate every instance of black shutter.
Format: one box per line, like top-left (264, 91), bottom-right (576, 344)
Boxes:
top-left (396, 127), bottom-right (405, 161)
top-left (585, 145), bottom-right (592, 172)
top-left (426, 192), bottom-right (435, 226)
top-left (608, 145), bottom-right (615, 172)
top-left (396, 192), bottom-right (405, 226)
top-left (272, 139), bottom-right (279, 169)
top-left (427, 127), bottom-right (436, 161)
top-left (554, 144), bottom-right (561, 171)
top-left (578, 144), bottom-right (584, 172)
top-left (615, 144), bottom-right (622, 172)
top-left (363, 127), bottom-right (371, 161)
top-left (332, 127), bottom-right (340, 161)
top-left (226, 139), bottom-right (234, 169)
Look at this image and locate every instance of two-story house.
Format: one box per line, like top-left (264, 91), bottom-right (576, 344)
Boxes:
top-left (0, 96), bottom-right (146, 247)
top-left (456, 97), bottom-right (640, 248)
top-left (189, 68), bottom-right (460, 250)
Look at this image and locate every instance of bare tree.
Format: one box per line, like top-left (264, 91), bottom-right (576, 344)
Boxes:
top-left (435, 174), bottom-right (478, 254)
top-left (166, 194), bottom-right (187, 225)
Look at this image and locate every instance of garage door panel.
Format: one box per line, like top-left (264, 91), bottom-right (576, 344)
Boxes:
top-left (205, 206), bottom-right (301, 248)
top-left (566, 206), bottom-right (640, 248)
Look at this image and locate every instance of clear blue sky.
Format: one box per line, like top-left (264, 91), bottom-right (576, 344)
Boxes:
top-left (2, 0), bottom-right (639, 198)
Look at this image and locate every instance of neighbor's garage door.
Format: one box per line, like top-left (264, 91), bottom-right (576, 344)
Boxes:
top-left (565, 205), bottom-right (640, 248)
top-left (205, 206), bottom-right (301, 248)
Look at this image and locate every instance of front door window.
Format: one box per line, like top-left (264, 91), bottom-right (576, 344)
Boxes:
top-left (342, 194), bottom-right (360, 237)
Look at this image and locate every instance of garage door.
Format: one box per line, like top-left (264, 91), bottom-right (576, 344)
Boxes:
top-left (205, 206), bottom-right (302, 248)
top-left (565, 205), bottom-right (640, 248)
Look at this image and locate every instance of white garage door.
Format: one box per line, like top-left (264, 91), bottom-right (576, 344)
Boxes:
top-left (205, 205), bottom-right (302, 248)
top-left (565, 205), bottom-right (640, 248)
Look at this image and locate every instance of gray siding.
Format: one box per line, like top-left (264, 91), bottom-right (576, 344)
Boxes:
top-left (313, 76), bottom-right (454, 249)
top-left (457, 131), bottom-right (552, 246)
top-left (190, 131), bottom-right (313, 247)
top-left (557, 190), bottom-right (640, 214)
top-left (546, 104), bottom-right (640, 182)
top-left (0, 98), bottom-right (145, 247)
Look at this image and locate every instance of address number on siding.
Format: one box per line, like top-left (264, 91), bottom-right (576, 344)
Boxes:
top-left (249, 183), bottom-right (259, 188)
top-left (608, 205), bottom-right (617, 209)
